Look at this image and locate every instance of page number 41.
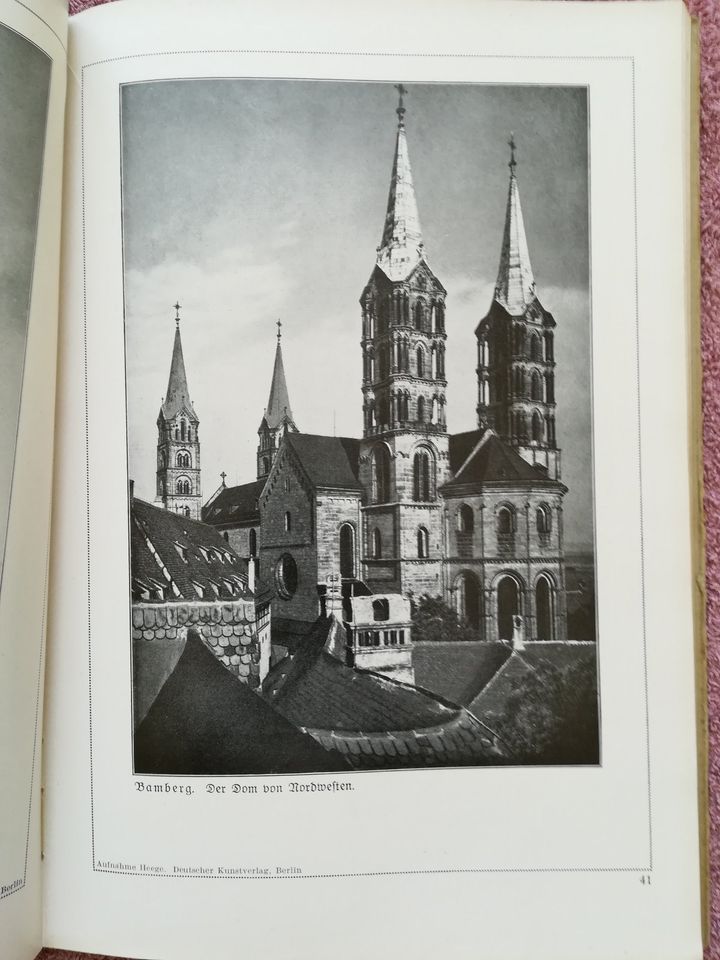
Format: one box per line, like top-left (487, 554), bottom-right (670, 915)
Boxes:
top-left (640, 874), bottom-right (652, 886)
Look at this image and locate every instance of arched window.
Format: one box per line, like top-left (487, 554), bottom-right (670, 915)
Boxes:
top-left (530, 334), bottom-right (542, 361)
top-left (545, 372), bottom-right (555, 403)
top-left (176, 451), bottom-right (190, 468)
top-left (532, 410), bottom-right (544, 443)
top-left (544, 330), bottom-right (554, 361)
top-left (417, 526), bottom-right (429, 559)
top-left (413, 449), bottom-right (433, 502)
top-left (339, 523), bottom-right (355, 579)
top-left (414, 301), bottom-right (423, 330)
top-left (275, 553), bottom-right (298, 599)
top-left (536, 504), bottom-right (552, 537)
top-left (457, 504), bottom-right (474, 534)
top-left (262, 457), bottom-right (270, 475)
top-left (497, 505), bottom-right (515, 536)
top-left (372, 598), bottom-right (389, 622)
top-left (416, 346), bottom-right (425, 378)
top-left (249, 528), bottom-right (257, 557)
top-left (284, 511), bottom-right (292, 533)
top-left (176, 477), bottom-right (191, 495)
top-left (371, 445), bottom-right (391, 504)
top-left (435, 302), bottom-right (445, 331)
top-left (371, 527), bottom-right (382, 559)
top-left (181, 419), bottom-right (187, 441)
top-left (417, 397), bottom-right (425, 422)
top-left (531, 371), bottom-right (543, 401)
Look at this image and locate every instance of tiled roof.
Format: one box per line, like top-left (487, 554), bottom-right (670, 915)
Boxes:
top-left (134, 629), bottom-right (350, 775)
top-left (131, 498), bottom-right (248, 603)
top-left (444, 429), bottom-right (552, 490)
top-left (202, 478), bottom-right (264, 526)
top-left (413, 642), bottom-right (512, 707)
top-left (263, 619), bottom-right (502, 768)
top-left (286, 433), bottom-right (362, 491)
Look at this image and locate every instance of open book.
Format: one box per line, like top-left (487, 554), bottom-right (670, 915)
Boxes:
top-left (0, 0), bottom-right (706, 957)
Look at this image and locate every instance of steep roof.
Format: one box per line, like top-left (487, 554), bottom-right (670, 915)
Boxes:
top-left (444, 429), bottom-right (553, 491)
top-left (413, 641), bottom-right (512, 707)
top-left (263, 334), bottom-right (294, 431)
top-left (131, 498), bottom-right (248, 603)
top-left (134, 629), bottom-right (350, 775)
top-left (494, 146), bottom-right (537, 315)
top-left (285, 433), bottom-right (362, 492)
top-left (202, 478), bottom-right (264, 527)
top-left (161, 322), bottom-right (196, 421)
top-left (375, 97), bottom-right (425, 283)
top-left (263, 619), bottom-right (502, 768)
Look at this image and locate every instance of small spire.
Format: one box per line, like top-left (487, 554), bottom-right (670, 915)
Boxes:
top-left (494, 136), bottom-right (536, 314)
top-left (508, 133), bottom-right (517, 174)
top-left (161, 305), bottom-right (196, 420)
top-left (263, 323), bottom-right (295, 430)
top-left (395, 83), bottom-right (407, 125)
top-left (376, 84), bottom-right (424, 282)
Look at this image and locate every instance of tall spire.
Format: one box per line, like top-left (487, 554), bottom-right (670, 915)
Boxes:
top-left (494, 136), bottom-right (536, 314)
top-left (264, 321), bottom-right (293, 429)
top-left (376, 84), bottom-right (424, 282)
top-left (162, 303), bottom-right (195, 419)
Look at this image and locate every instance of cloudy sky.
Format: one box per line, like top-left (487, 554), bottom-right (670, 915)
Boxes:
top-left (0, 25), bottom-right (50, 568)
top-left (122, 79), bottom-right (593, 550)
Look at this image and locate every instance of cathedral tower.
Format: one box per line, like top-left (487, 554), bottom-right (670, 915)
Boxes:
top-left (257, 321), bottom-right (298, 480)
top-left (476, 139), bottom-right (560, 479)
top-left (155, 304), bottom-right (202, 519)
top-left (359, 86), bottom-right (450, 596)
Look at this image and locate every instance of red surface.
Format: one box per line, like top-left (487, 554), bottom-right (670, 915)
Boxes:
top-left (41, 0), bottom-right (720, 957)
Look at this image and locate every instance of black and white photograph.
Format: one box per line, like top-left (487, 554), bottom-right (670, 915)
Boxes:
top-left (0, 24), bottom-right (50, 584)
top-left (123, 79), bottom-right (598, 774)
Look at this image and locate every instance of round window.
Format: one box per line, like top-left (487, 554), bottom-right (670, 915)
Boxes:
top-left (275, 553), bottom-right (298, 599)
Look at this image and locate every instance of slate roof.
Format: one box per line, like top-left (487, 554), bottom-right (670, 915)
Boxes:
top-left (131, 498), bottom-right (248, 603)
top-left (202, 478), bottom-right (264, 527)
top-left (443, 429), bottom-right (554, 492)
top-left (494, 159), bottom-right (537, 314)
top-left (376, 110), bottom-right (425, 283)
top-left (263, 619), bottom-right (503, 768)
top-left (286, 433), bottom-right (362, 492)
top-left (263, 337), bottom-right (294, 430)
top-left (134, 629), bottom-right (350, 775)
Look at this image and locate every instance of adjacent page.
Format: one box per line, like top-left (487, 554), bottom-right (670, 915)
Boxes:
top-left (45, 1), bottom-right (701, 958)
top-left (0, 1), bottom-right (67, 959)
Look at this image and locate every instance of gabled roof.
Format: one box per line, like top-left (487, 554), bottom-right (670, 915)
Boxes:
top-left (494, 150), bottom-right (537, 315)
top-left (375, 100), bottom-right (425, 283)
top-left (285, 433), bottom-right (362, 492)
top-left (161, 323), bottom-right (197, 421)
top-left (131, 498), bottom-right (248, 603)
top-left (202, 478), bottom-right (264, 526)
top-left (444, 429), bottom-right (553, 490)
top-left (262, 334), bottom-right (295, 431)
top-left (262, 618), bottom-right (502, 768)
top-left (134, 629), bottom-right (350, 775)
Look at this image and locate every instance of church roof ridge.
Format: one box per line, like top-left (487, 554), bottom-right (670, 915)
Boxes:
top-left (493, 136), bottom-right (537, 315)
top-left (375, 85), bottom-right (425, 283)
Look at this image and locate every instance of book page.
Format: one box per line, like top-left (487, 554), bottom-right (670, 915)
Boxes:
top-left (0, 1), bottom-right (67, 959)
top-left (44, 1), bottom-right (701, 958)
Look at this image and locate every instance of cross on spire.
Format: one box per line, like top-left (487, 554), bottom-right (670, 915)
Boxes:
top-left (220, 471), bottom-right (227, 487)
top-left (174, 301), bottom-right (182, 326)
top-left (395, 83), bottom-right (408, 124)
top-left (276, 319), bottom-right (282, 341)
top-left (508, 133), bottom-right (517, 174)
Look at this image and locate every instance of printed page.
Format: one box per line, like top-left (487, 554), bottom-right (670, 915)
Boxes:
top-left (44, 1), bottom-right (701, 958)
top-left (0, 1), bottom-right (67, 959)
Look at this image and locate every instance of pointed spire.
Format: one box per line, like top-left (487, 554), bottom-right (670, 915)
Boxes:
top-left (494, 135), bottom-right (536, 314)
top-left (264, 321), bottom-right (294, 429)
top-left (162, 303), bottom-right (196, 419)
top-left (376, 84), bottom-right (424, 282)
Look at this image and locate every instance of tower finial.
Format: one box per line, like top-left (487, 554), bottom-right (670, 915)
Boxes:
top-left (276, 318), bottom-right (282, 342)
top-left (508, 133), bottom-right (517, 174)
top-left (220, 471), bottom-right (227, 487)
top-left (394, 83), bottom-right (408, 124)
top-left (174, 301), bottom-right (181, 326)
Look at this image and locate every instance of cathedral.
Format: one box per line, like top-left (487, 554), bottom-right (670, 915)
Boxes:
top-left (161, 88), bottom-right (572, 655)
